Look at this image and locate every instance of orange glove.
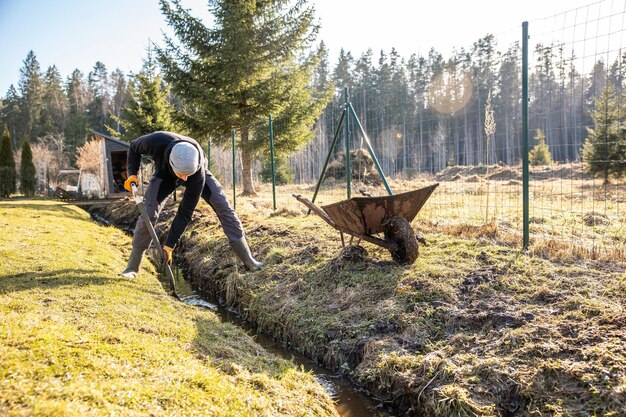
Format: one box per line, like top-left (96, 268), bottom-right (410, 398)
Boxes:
top-left (163, 245), bottom-right (173, 266)
top-left (124, 175), bottom-right (139, 192)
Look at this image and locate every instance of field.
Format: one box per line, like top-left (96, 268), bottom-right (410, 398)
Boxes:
top-left (3, 163), bottom-right (625, 417)
top-left (89, 166), bottom-right (626, 417)
top-left (274, 163), bottom-right (625, 262)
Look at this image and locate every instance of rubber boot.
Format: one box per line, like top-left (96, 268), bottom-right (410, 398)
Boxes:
top-left (230, 237), bottom-right (264, 271)
top-left (120, 246), bottom-right (145, 279)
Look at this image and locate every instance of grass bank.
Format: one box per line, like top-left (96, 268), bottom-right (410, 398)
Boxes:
top-left (0, 200), bottom-right (338, 417)
top-left (91, 181), bottom-right (626, 416)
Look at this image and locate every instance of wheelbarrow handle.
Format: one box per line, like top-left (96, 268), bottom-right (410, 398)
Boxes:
top-left (292, 194), bottom-right (336, 228)
top-left (292, 194), bottom-right (399, 252)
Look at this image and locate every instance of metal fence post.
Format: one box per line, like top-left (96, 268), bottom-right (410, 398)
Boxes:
top-left (231, 129), bottom-right (236, 209)
top-left (310, 110), bottom-right (346, 207)
top-left (344, 87), bottom-right (351, 199)
top-left (522, 21), bottom-right (530, 250)
top-left (348, 103), bottom-right (392, 196)
top-left (269, 115), bottom-right (276, 210)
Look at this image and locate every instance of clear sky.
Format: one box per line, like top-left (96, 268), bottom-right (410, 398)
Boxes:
top-left (0, 0), bottom-right (601, 94)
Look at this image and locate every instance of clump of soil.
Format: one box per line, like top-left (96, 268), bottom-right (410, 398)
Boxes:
top-left (328, 245), bottom-right (368, 271)
top-left (384, 216), bottom-right (419, 264)
top-left (583, 211), bottom-right (610, 226)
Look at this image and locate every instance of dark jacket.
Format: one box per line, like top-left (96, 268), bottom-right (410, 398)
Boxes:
top-left (127, 131), bottom-right (206, 247)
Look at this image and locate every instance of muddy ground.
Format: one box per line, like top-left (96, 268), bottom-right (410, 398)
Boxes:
top-left (89, 190), bottom-right (625, 417)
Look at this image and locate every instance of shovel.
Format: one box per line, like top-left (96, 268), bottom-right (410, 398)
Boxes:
top-left (131, 183), bottom-right (179, 300)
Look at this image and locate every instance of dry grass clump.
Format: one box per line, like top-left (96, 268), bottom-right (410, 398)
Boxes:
top-left (439, 222), bottom-right (499, 240)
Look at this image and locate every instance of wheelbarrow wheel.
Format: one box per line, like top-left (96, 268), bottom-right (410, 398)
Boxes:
top-left (383, 216), bottom-right (419, 265)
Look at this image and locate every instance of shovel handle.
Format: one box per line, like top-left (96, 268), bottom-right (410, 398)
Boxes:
top-left (130, 183), bottom-right (143, 204)
top-left (130, 182), bottom-right (178, 298)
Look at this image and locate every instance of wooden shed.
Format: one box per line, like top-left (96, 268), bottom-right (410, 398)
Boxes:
top-left (91, 131), bottom-right (130, 198)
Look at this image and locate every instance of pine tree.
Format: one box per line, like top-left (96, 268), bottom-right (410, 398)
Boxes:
top-left (87, 62), bottom-right (111, 133)
top-left (0, 125), bottom-right (17, 197)
top-left (582, 85), bottom-right (625, 183)
top-left (112, 50), bottom-right (178, 140)
top-left (333, 49), bottom-right (355, 93)
top-left (529, 129), bottom-right (553, 166)
top-left (1, 86), bottom-right (21, 145)
top-left (157, 0), bottom-right (332, 195)
top-left (40, 65), bottom-right (68, 137)
top-left (65, 69), bottom-right (90, 155)
top-left (110, 69), bottom-right (128, 135)
top-left (20, 139), bottom-right (36, 196)
top-left (18, 51), bottom-right (44, 144)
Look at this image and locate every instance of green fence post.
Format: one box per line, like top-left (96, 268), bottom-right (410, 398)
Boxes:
top-left (344, 87), bottom-right (351, 199)
top-left (269, 115), bottom-right (277, 211)
top-left (522, 21), bottom-right (530, 250)
top-left (231, 129), bottom-right (236, 209)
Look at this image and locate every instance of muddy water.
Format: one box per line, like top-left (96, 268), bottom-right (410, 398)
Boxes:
top-left (167, 269), bottom-right (393, 417)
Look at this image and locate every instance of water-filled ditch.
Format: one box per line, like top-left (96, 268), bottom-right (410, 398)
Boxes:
top-left (167, 266), bottom-right (392, 417)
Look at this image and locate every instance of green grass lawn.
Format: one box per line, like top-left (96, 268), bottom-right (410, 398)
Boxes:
top-left (0, 200), bottom-right (338, 417)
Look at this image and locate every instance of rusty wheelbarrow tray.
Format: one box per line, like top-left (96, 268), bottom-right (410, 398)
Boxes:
top-left (293, 183), bottom-right (438, 264)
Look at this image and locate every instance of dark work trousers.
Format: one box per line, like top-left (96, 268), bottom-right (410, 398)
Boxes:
top-left (131, 172), bottom-right (244, 251)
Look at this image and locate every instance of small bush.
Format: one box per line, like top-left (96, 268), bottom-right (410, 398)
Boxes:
top-left (20, 139), bottom-right (36, 197)
top-left (0, 125), bottom-right (16, 197)
top-left (260, 157), bottom-right (294, 185)
top-left (529, 129), bottom-right (553, 166)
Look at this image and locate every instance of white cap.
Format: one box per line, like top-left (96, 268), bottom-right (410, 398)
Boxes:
top-left (169, 142), bottom-right (200, 176)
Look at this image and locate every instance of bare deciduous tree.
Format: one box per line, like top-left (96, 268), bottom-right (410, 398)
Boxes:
top-left (30, 133), bottom-right (68, 190)
top-left (76, 138), bottom-right (102, 174)
top-left (76, 138), bottom-right (104, 192)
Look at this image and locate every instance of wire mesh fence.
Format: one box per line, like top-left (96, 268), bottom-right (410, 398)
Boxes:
top-left (206, 0), bottom-right (625, 261)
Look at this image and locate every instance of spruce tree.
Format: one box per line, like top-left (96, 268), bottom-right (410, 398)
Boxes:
top-left (112, 50), bottom-right (178, 140)
top-left (65, 69), bottom-right (90, 155)
top-left (0, 125), bottom-right (17, 197)
top-left (157, 0), bottom-right (332, 195)
top-left (18, 51), bottom-right (44, 144)
top-left (529, 129), bottom-right (553, 166)
top-left (40, 66), bottom-right (68, 137)
top-left (582, 85), bottom-right (624, 183)
top-left (20, 139), bottom-right (37, 196)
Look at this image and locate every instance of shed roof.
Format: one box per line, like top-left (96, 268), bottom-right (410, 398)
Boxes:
top-left (91, 130), bottom-right (130, 148)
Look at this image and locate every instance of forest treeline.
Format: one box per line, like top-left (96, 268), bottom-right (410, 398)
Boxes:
top-left (1, 33), bottom-right (624, 180)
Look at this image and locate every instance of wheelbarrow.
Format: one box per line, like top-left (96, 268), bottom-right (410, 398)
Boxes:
top-left (293, 183), bottom-right (438, 264)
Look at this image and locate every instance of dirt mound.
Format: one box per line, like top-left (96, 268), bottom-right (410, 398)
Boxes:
top-left (488, 167), bottom-right (520, 181)
top-left (325, 148), bottom-right (382, 185)
top-left (436, 163), bottom-right (590, 182)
